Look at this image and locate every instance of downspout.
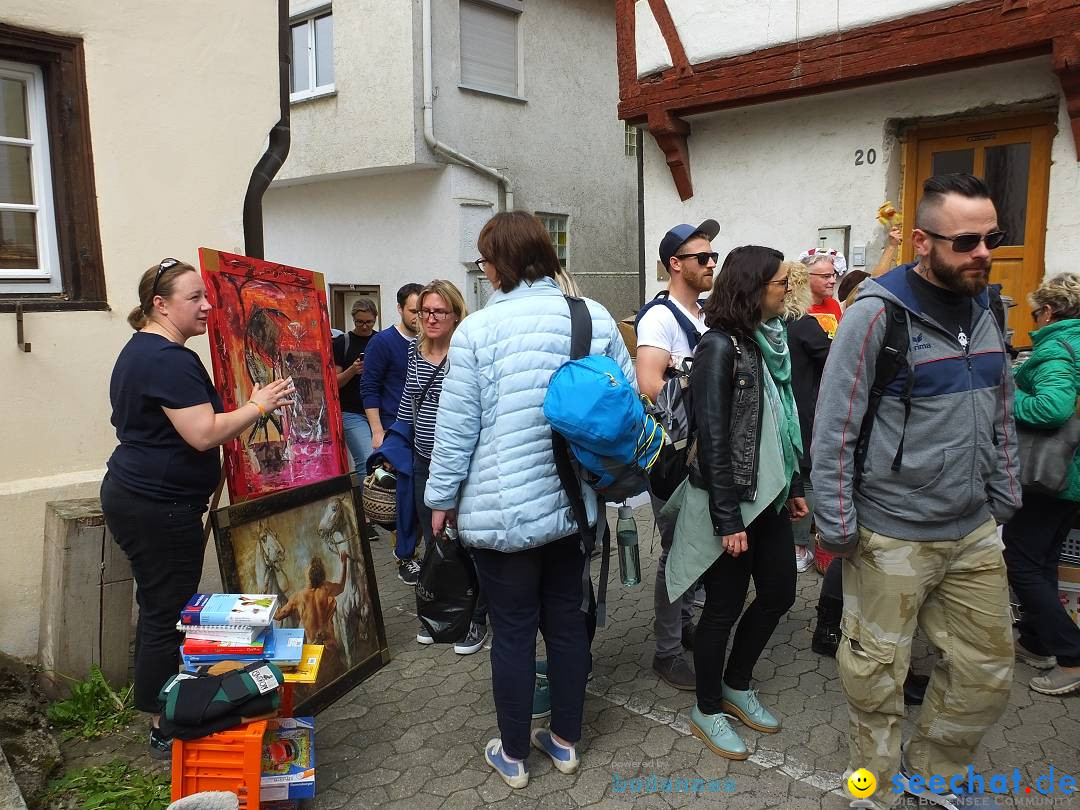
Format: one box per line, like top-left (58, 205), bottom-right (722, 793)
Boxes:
top-left (421, 0), bottom-right (514, 210)
top-left (243, 0), bottom-right (292, 258)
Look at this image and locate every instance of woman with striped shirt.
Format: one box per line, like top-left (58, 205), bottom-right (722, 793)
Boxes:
top-left (397, 279), bottom-right (488, 654)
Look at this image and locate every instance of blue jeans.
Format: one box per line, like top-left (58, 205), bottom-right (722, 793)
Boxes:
top-left (342, 410), bottom-right (373, 472)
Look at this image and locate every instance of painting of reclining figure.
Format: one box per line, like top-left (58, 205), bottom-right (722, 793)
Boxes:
top-left (200, 248), bottom-right (348, 502)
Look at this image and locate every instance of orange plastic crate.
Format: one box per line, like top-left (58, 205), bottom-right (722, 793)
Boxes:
top-left (171, 720), bottom-right (267, 805)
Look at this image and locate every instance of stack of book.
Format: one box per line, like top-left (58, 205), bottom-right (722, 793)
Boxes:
top-left (177, 593), bottom-right (304, 668)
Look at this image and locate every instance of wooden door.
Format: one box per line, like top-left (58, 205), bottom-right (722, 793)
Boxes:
top-left (902, 114), bottom-right (1054, 346)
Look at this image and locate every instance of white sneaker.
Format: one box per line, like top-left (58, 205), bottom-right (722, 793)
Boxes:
top-left (795, 546), bottom-right (815, 573)
top-left (416, 627), bottom-right (435, 645)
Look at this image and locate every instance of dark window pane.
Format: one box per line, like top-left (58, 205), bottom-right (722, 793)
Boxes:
top-left (0, 210), bottom-right (38, 270)
top-left (0, 78), bottom-right (28, 139)
top-left (931, 149), bottom-right (974, 176)
top-left (984, 143), bottom-right (1029, 246)
top-left (0, 144), bottom-right (33, 204)
top-left (290, 23), bottom-right (310, 93)
top-left (315, 15), bottom-right (334, 87)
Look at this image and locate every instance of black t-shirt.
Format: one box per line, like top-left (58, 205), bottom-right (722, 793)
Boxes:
top-left (106, 332), bottom-right (224, 502)
top-left (907, 267), bottom-right (973, 347)
top-left (788, 314), bottom-right (833, 470)
top-left (333, 331), bottom-right (373, 414)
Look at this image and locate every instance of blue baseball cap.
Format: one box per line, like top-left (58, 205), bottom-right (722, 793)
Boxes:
top-left (659, 219), bottom-right (720, 270)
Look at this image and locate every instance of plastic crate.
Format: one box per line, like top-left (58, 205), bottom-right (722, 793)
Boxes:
top-left (1060, 565), bottom-right (1080, 630)
top-left (171, 720), bottom-right (267, 805)
top-left (1063, 528), bottom-right (1080, 566)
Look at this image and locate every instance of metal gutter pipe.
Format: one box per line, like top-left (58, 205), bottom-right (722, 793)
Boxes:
top-left (243, 0), bottom-right (292, 259)
top-left (421, 0), bottom-right (514, 210)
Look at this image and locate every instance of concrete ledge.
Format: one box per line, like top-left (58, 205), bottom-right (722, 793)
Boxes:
top-left (0, 746), bottom-right (28, 810)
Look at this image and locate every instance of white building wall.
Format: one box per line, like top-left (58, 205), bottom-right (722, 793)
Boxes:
top-left (641, 57), bottom-right (1079, 300)
top-left (0, 1), bottom-right (278, 657)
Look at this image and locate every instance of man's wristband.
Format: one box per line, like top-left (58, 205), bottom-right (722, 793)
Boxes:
top-left (249, 401), bottom-right (266, 417)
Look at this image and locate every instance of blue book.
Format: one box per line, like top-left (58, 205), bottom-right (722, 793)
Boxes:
top-left (181, 628), bottom-right (305, 667)
top-left (180, 593), bottom-right (279, 627)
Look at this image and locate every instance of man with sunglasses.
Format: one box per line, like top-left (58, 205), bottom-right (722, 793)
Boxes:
top-left (635, 218), bottom-right (719, 691)
top-left (811, 173), bottom-right (1020, 810)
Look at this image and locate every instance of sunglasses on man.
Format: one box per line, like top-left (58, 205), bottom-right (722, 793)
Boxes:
top-left (920, 229), bottom-right (1007, 253)
top-left (675, 252), bottom-right (719, 266)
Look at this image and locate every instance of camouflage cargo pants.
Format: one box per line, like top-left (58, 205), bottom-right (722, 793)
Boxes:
top-left (838, 519), bottom-right (1014, 809)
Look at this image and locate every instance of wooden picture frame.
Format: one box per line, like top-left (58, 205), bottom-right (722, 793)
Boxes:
top-left (211, 473), bottom-right (390, 715)
top-left (200, 247), bottom-right (349, 503)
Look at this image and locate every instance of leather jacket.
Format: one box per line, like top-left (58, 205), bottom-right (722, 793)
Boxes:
top-left (688, 328), bottom-right (802, 535)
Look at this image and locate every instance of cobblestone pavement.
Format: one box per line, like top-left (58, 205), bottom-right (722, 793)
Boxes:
top-left (308, 504), bottom-right (1080, 810)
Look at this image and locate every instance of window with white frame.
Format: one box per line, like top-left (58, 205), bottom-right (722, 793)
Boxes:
top-left (290, 9), bottom-right (334, 101)
top-left (0, 60), bottom-right (60, 294)
top-left (459, 0), bottom-right (523, 98)
top-left (537, 213), bottom-right (568, 268)
top-left (624, 122), bottom-right (637, 156)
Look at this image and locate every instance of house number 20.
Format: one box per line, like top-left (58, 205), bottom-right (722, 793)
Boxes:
top-left (855, 148), bottom-right (877, 166)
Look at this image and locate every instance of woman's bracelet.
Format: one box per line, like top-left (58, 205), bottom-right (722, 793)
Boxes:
top-left (248, 400), bottom-right (266, 417)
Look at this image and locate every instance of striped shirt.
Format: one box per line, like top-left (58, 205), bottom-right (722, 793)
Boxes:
top-left (396, 342), bottom-right (446, 461)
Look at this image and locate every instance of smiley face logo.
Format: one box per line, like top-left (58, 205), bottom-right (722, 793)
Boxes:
top-left (847, 768), bottom-right (876, 798)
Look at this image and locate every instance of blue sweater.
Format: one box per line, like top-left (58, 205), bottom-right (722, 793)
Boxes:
top-left (359, 326), bottom-right (411, 429)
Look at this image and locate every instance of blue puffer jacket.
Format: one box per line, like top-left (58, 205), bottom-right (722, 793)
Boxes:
top-left (424, 277), bottom-right (636, 552)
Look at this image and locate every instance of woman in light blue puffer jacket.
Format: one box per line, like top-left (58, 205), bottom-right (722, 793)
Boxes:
top-left (426, 211), bottom-right (635, 788)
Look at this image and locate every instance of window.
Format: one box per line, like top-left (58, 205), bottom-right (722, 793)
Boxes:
top-left (537, 213), bottom-right (568, 268)
top-left (290, 9), bottom-right (334, 101)
top-left (0, 24), bottom-right (105, 308)
top-left (624, 122), bottom-right (637, 156)
top-left (460, 0), bottom-right (523, 99)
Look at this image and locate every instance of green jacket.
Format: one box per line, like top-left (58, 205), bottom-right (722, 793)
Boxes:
top-left (1014, 318), bottom-right (1080, 502)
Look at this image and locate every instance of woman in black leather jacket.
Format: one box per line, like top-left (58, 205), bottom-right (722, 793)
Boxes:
top-left (686, 245), bottom-right (809, 759)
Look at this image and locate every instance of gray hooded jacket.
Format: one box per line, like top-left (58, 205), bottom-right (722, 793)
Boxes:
top-left (810, 263), bottom-right (1021, 553)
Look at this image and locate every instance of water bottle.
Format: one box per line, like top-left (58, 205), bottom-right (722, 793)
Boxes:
top-left (616, 505), bottom-right (641, 587)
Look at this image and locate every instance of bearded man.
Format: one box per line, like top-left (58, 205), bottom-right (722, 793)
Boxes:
top-left (810, 173), bottom-right (1021, 810)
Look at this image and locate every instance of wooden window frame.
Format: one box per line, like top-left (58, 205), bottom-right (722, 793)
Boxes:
top-left (0, 23), bottom-right (105, 312)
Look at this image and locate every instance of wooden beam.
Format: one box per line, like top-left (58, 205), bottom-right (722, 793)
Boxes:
top-left (647, 108), bottom-right (692, 200)
top-left (646, 0), bottom-right (691, 78)
top-left (615, 0), bottom-right (638, 99)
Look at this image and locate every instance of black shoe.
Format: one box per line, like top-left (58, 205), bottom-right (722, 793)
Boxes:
top-left (681, 622), bottom-right (696, 652)
top-left (811, 603), bottom-right (841, 658)
top-left (149, 725), bottom-right (172, 758)
top-left (652, 654), bottom-right (696, 691)
top-left (398, 557), bottom-right (421, 586)
top-left (903, 670), bottom-right (929, 706)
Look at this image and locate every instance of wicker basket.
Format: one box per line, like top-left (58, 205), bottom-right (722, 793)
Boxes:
top-left (362, 471), bottom-right (397, 529)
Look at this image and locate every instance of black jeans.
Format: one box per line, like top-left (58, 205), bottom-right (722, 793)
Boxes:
top-left (1003, 488), bottom-right (1080, 667)
top-left (818, 556), bottom-right (844, 607)
top-left (414, 453), bottom-right (487, 626)
top-left (695, 504), bottom-right (796, 713)
top-left (473, 533), bottom-right (590, 760)
top-left (100, 475), bottom-right (207, 713)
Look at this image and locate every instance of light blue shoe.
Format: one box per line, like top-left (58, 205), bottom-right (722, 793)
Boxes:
top-left (721, 685), bottom-right (780, 733)
top-left (689, 706), bottom-right (748, 760)
top-left (530, 727), bottom-right (579, 774)
top-left (484, 738), bottom-right (529, 789)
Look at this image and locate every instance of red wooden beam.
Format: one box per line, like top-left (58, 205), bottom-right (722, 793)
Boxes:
top-left (646, 0), bottom-right (692, 78)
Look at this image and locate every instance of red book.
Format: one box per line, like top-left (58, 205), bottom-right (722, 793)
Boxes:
top-left (182, 633), bottom-right (267, 657)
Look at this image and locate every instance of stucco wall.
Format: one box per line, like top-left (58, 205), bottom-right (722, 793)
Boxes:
top-left (641, 57), bottom-right (1078, 301)
top-left (0, 0), bottom-right (278, 658)
top-left (277, 0), bottom-right (417, 182)
top-left (636, 0), bottom-right (968, 76)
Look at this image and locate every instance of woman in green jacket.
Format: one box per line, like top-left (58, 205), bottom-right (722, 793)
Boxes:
top-left (1003, 272), bottom-right (1080, 697)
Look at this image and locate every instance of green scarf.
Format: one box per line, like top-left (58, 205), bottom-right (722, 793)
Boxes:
top-left (754, 318), bottom-right (803, 478)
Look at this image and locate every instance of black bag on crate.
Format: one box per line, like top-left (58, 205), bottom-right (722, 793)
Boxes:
top-left (416, 525), bottom-right (478, 643)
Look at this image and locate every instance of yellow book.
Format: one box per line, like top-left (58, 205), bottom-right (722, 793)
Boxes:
top-left (281, 644), bottom-right (324, 684)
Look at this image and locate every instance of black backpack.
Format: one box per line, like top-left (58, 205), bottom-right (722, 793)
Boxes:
top-left (634, 291), bottom-right (705, 351)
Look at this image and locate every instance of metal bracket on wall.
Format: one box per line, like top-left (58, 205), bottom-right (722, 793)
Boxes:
top-left (15, 302), bottom-right (31, 352)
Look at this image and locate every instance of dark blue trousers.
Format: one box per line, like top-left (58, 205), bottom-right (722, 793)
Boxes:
top-left (472, 533), bottom-right (590, 760)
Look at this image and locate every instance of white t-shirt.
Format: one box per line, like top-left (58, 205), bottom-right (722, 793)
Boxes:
top-left (635, 296), bottom-right (707, 363)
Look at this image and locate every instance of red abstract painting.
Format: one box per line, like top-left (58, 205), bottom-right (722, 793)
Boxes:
top-left (200, 248), bottom-right (348, 503)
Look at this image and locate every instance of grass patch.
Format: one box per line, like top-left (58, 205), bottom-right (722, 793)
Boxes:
top-left (40, 760), bottom-right (169, 810)
top-left (46, 666), bottom-right (136, 741)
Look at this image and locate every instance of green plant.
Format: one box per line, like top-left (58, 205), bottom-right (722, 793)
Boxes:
top-left (46, 666), bottom-right (136, 741)
top-left (40, 760), bottom-right (169, 810)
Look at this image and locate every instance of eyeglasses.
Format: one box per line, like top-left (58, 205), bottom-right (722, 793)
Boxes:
top-left (420, 308), bottom-right (453, 321)
top-left (809, 271), bottom-right (839, 280)
top-left (1031, 306), bottom-right (1048, 322)
top-left (473, 258), bottom-right (489, 272)
top-left (765, 276), bottom-right (791, 290)
top-left (920, 229), bottom-right (1007, 252)
top-left (352, 318), bottom-right (376, 327)
top-left (151, 258), bottom-right (180, 299)
top-left (675, 252), bottom-right (719, 266)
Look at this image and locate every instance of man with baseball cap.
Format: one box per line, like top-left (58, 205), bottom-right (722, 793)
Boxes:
top-left (635, 218), bottom-right (719, 690)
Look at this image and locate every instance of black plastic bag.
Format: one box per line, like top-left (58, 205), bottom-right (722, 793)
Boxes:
top-left (416, 526), bottom-right (478, 643)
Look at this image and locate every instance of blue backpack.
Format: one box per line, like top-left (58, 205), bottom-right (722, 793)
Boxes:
top-left (544, 297), bottom-right (665, 503)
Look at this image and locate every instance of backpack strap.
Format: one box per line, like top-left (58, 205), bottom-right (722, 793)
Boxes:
top-left (853, 301), bottom-right (911, 487)
top-left (634, 291), bottom-right (702, 351)
top-left (552, 295), bottom-right (609, 626)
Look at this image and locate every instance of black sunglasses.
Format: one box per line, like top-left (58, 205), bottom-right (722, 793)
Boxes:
top-left (920, 229), bottom-right (1006, 253)
top-left (675, 252), bottom-right (719, 266)
top-left (151, 258), bottom-right (181, 299)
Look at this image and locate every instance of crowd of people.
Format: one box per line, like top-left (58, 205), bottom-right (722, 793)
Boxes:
top-left (102, 173), bottom-right (1079, 808)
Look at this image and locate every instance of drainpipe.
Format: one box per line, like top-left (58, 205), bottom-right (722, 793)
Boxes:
top-left (421, 0), bottom-right (514, 210)
top-left (243, 0), bottom-right (292, 258)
